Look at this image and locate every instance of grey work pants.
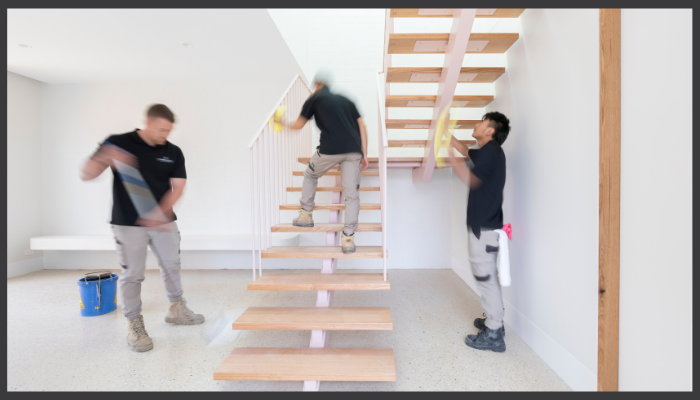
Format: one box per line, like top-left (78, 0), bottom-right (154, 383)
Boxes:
top-left (468, 227), bottom-right (505, 330)
top-left (111, 222), bottom-right (184, 321)
top-left (300, 150), bottom-right (363, 235)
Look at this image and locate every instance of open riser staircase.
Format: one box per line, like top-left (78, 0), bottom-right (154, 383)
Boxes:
top-left (213, 8), bottom-right (521, 391)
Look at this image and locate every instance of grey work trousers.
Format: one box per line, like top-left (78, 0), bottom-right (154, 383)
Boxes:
top-left (468, 227), bottom-right (505, 330)
top-left (300, 150), bottom-right (363, 235)
top-left (111, 222), bottom-right (184, 321)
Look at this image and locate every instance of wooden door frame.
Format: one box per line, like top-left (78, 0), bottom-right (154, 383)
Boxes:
top-left (598, 8), bottom-right (621, 392)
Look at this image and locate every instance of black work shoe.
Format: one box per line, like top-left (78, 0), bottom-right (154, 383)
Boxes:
top-left (465, 326), bottom-right (506, 353)
top-left (474, 313), bottom-right (505, 336)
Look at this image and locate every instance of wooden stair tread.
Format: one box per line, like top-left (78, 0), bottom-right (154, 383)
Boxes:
top-left (271, 223), bottom-right (382, 232)
top-left (248, 273), bottom-right (390, 290)
top-left (297, 157), bottom-right (463, 165)
top-left (287, 186), bottom-right (379, 192)
top-left (390, 8), bottom-right (525, 18)
top-left (262, 246), bottom-right (384, 259)
top-left (386, 119), bottom-right (480, 129)
top-left (388, 33), bottom-right (519, 54)
top-left (214, 347), bottom-right (396, 381)
top-left (389, 140), bottom-right (475, 148)
top-left (387, 67), bottom-right (505, 83)
top-left (280, 203), bottom-right (381, 210)
top-left (232, 307), bottom-right (392, 330)
top-left (292, 170), bottom-right (379, 176)
top-left (299, 157), bottom-right (421, 163)
top-left (386, 95), bottom-right (494, 108)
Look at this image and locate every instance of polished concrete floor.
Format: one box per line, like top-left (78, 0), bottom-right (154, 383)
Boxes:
top-left (7, 269), bottom-right (570, 391)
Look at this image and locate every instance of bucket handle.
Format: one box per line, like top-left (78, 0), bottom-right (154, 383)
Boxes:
top-left (83, 271), bottom-right (112, 309)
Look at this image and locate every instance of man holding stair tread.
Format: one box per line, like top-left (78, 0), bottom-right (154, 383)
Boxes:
top-left (277, 69), bottom-right (369, 254)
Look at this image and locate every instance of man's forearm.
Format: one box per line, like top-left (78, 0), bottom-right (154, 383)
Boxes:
top-left (451, 136), bottom-right (470, 159)
top-left (158, 189), bottom-right (184, 217)
top-left (360, 126), bottom-right (368, 157)
top-left (80, 159), bottom-right (108, 181)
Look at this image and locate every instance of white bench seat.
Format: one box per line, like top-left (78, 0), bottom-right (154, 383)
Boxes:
top-left (30, 233), bottom-right (299, 251)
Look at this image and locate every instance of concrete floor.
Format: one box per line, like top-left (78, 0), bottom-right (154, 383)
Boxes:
top-left (7, 269), bottom-right (570, 391)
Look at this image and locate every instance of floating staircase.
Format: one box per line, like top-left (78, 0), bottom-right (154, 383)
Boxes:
top-left (214, 8), bottom-right (521, 391)
top-left (214, 74), bottom-right (395, 391)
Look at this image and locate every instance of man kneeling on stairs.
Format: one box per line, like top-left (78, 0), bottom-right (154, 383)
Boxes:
top-left (279, 69), bottom-right (369, 253)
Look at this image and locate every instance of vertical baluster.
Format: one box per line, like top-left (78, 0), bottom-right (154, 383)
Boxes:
top-left (250, 147), bottom-right (256, 281)
top-left (261, 126), bottom-right (268, 252)
top-left (274, 107), bottom-right (279, 226)
top-left (266, 126), bottom-right (272, 249)
top-left (256, 139), bottom-right (263, 277)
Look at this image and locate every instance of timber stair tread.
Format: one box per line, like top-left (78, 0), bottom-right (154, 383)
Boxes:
top-left (390, 8), bottom-right (525, 18)
top-left (298, 157), bottom-right (465, 164)
top-left (389, 140), bottom-right (475, 148)
top-left (287, 186), bottom-right (379, 192)
top-left (271, 223), bottom-right (382, 232)
top-left (387, 67), bottom-right (505, 83)
top-left (232, 307), bottom-right (392, 330)
top-left (262, 246), bottom-right (384, 259)
top-left (388, 33), bottom-right (519, 54)
top-left (386, 95), bottom-right (494, 108)
top-left (280, 203), bottom-right (381, 210)
top-left (386, 119), bottom-right (480, 129)
top-left (292, 170), bottom-right (379, 176)
top-left (247, 273), bottom-right (390, 291)
top-left (214, 347), bottom-right (396, 381)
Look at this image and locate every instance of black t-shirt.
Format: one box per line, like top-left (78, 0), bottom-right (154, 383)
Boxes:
top-left (94, 130), bottom-right (187, 226)
top-left (300, 86), bottom-right (363, 156)
top-left (466, 140), bottom-right (506, 239)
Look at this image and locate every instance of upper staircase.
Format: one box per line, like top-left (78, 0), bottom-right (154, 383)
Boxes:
top-left (382, 8), bottom-right (519, 182)
top-left (213, 8), bottom-right (521, 391)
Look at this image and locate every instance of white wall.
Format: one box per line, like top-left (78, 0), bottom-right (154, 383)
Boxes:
top-left (267, 9), bottom-right (311, 84)
top-left (619, 9), bottom-right (692, 391)
top-left (452, 10), bottom-right (601, 391)
top-left (38, 78), bottom-right (298, 269)
top-left (7, 71), bottom-right (44, 277)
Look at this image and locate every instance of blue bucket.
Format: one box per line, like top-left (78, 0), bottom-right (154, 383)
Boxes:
top-left (78, 271), bottom-right (119, 317)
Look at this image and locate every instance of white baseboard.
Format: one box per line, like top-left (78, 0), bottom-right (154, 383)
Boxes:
top-left (451, 256), bottom-right (597, 391)
top-left (7, 257), bottom-right (44, 279)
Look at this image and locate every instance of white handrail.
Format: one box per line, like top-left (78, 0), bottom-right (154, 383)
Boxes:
top-left (248, 75), bottom-right (312, 279)
top-left (376, 72), bottom-right (389, 281)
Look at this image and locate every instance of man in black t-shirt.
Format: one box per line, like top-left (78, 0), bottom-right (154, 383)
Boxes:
top-left (449, 111), bottom-right (511, 353)
top-left (80, 104), bottom-right (203, 353)
top-left (278, 70), bottom-right (369, 254)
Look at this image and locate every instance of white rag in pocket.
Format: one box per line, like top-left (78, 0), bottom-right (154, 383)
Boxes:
top-left (494, 229), bottom-right (511, 287)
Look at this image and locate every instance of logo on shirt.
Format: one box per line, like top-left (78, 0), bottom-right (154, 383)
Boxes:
top-left (156, 157), bottom-right (174, 163)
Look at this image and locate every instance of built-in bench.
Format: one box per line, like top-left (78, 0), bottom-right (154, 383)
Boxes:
top-left (30, 233), bottom-right (299, 251)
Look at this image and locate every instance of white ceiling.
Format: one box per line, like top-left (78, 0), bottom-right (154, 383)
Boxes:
top-left (7, 9), bottom-right (301, 84)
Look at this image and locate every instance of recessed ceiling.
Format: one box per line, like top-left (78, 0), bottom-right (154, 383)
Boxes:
top-left (7, 9), bottom-right (301, 84)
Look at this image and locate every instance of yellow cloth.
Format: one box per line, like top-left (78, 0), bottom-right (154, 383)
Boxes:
top-left (267, 106), bottom-right (287, 133)
top-left (434, 107), bottom-right (456, 168)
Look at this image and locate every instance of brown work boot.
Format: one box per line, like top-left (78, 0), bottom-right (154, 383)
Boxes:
top-left (292, 208), bottom-right (314, 227)
top-left (127, 315), bottom-right (153, 352)
top-left (165, 298), bottom-right (205, 325)
top-left (341, 232), bottom-right (356, 254)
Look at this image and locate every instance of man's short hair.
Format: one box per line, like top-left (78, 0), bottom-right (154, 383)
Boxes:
top-left (146, 104), bottom-right (175, 123)
top-left (483, 111), bottom-right (510, 145)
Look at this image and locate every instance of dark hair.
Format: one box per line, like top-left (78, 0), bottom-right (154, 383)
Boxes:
top-left (146, 104), bottom-right (175, 123)
top-left (483, 111), bottom-right (510, 145)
